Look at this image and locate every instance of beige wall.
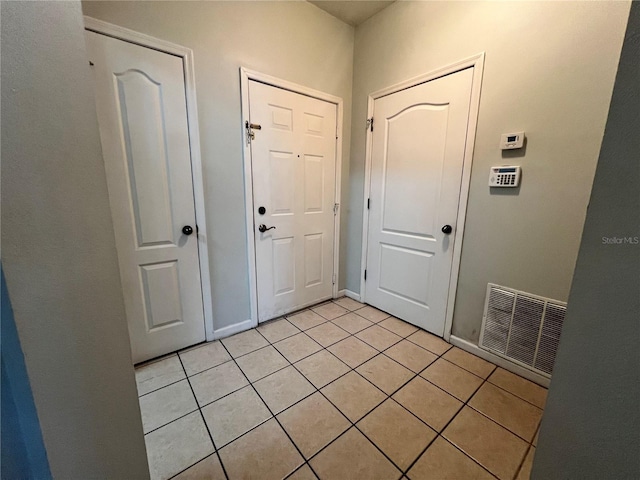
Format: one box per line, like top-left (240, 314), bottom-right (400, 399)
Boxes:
top-left (79, 1), bottom-right (630, 343)
top-left (81, 1), bottom-right (355, 332)
top-left (1, 1), bottom-right (149, 477)
top-left (347, 1), bottom-right (630, 342)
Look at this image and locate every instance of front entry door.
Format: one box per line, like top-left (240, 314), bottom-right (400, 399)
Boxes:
top-left (86, 31), bottom-right (205, 363)
top-left (365, 68), bottom-right (473, 336)
top-left (248, 81), bottom-right (338, 322)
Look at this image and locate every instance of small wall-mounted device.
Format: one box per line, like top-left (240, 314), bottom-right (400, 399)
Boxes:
top-left (489, 166), bottom-right (521, 187)
top-left (500, 131), bottom-right (525, 150)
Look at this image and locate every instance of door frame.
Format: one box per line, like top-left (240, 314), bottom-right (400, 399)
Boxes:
top-left (84, 17), bottom-right (215, 341)
top-left (240, 68), bottom-right (344, 326)
top-left (360, 53), bottom-right (485, 342)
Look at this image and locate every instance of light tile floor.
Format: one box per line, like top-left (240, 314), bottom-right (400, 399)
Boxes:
top-left (134, 298), bottom-right (547, 480)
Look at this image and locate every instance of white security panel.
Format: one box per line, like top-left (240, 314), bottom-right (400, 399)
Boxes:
top-left (489, 166), bottom-right (521, 187)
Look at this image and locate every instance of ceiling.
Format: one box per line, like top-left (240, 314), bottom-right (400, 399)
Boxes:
top-left (308, 1), bottom-right (396, 26)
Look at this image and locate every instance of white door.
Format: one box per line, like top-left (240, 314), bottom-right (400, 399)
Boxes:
top-left (248, 81), bottom-right (337, 322)
top-left (365, 68), bottom-right (473, 336)
top-left (86, 31), bottom-right (205, 363)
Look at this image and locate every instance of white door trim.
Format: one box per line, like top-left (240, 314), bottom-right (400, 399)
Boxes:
top-left (84, 17), bottom-right (215, 341)
top-left (240, 67), bottom-right (344, 327)
top-left (360, 53), bottom-right (485, 342)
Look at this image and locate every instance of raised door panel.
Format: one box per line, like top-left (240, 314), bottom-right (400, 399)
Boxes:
top-left (304, 233), bottom-right (324, 288)
top-left (116, 70), bottom-right (175, 248)
top-left (304, 154), bottom-right (324, 214)
top-left (272, 237), bottom-right (296, 296)
top-left (140, 261), bottom-right (183, 330)
top-left (270, 104), bottom-right (294, 131)
top-left (382, 105), bottom-right (448, 239)
top-left (269, 151), bottom-right (296, 216)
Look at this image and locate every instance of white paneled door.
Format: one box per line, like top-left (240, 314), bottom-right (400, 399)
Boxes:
top-left (249, 81), bottom-right (337, 322)
top-left (86, 31), bottom-right (205, 363)
top-left (365, 68), bottom-right (473, 336)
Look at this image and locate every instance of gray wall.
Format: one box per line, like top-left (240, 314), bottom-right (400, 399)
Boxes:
top-left (532, 3), bottom-right (639, 478)
top-left (81, 1), bottom-right (355, 331)
top-left (1, 2), bottom-right (149, 478)
top-left (348, 1), bottom-right (630, 342)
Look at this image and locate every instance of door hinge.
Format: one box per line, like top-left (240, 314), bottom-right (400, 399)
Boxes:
top-left (367, 198), bottom-right (370, 210)
top-left (245, 121), bottom-right (262, 145)
top-left (332, 274), bottom-right (336, 285)
top-left (366, 117), bottom-right (374, 132)
top-left (333, 203), bottom-right (340, 215)
top-left (364, 269), bottom-right (367, 281)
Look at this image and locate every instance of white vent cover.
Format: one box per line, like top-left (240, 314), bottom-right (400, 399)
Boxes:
top-left (479, 283), bottom-right (566, 378)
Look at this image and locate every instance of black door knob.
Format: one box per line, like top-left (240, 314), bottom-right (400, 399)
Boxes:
top-left (258, 224), bottom-right (276, 233)
top-left (182, 225), bottom-right (194, 235)
top-left (258, 206), bottom-right (266, 215)
top-left (441, 225), bottom-right (453, 234)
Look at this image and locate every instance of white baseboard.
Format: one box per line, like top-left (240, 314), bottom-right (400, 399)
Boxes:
top-left (343, 289), bottom-right (361, 302)
top-left (449, 335), bottom-right (551, 388)
top-left (213, 319), bottom-right (254, 340)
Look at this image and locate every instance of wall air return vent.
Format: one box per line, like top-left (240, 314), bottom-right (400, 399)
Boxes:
top-left (479, 283), bottom-right (566, 378)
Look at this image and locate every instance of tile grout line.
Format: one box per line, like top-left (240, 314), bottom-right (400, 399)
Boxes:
top-left (279, 322), bottom-right (455, 477)
top-left (512, 443), bottom-right (533, 480)
top-left (423, 353), bottom-right (543, 444)
top-left (283, 463), bottom-right (314, 480)
top-left (141, 300), bottom-right (544, 479)
top-left (271, 314), bottom-right (460, 434)
top-left (513, 423), bottom-right (540, 480)
top-left (401, 368), bottom-right (497, 478)
top-left (151, 311), bottom-right (541, 414)
top-left (143, 407), bottom-right (199, 437)
top-left (251, 321), bottom-right (404, 479)
top-left (187, 339), bottom-right (360, 461)
top-left (223, 307), bottom-right (544, 409)
top-left (406, 341), bottom-right (545, 410)
top-left (483, 378), bottom-right (547, 410)
top-left (294, 339), bottom-right (520, 476)
top-left (290, 342), bottom-right (459, 478)
top-left (347, 348), bottom-right (471, 476)
top-left (465, 402), bottom-right (540, 444)
top-left (285, 353), bottom-right (399, 475)
top-left (276, 311), bottom-right (519, 479)
top-left (171, 354), bottom-right (230, 480)
top-left (203, 319), bottom-right (444, 479)
top-left (178, 330), bottom-right (530, 479)
top-left (138, 376), bottom-right (191, 399)
top-left (252, 323), bottom-right (409, 478)
top-left (168, 452), bottom-right (220, 480)
top-left (218, 330), bottom-right (323, 480)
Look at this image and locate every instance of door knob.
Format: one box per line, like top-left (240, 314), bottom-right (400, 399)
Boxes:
top-left (441, 225), bottom-right (453, 234)
top-left (258, 224), bottom-right (276, 233)
top-left (182, 225), bottom-right (194, 235)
